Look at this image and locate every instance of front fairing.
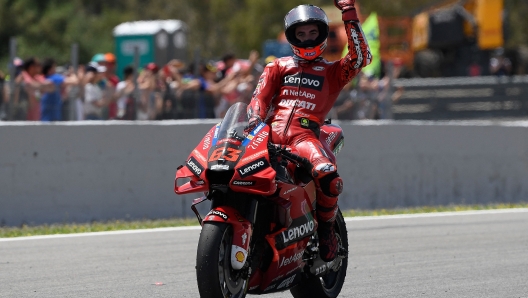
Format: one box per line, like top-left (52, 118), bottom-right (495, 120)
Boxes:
top-left (175, 102), bottom-right (277, 195)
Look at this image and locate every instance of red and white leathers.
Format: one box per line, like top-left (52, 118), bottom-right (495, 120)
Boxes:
top-left (248, 20), bottom-right (371, 223)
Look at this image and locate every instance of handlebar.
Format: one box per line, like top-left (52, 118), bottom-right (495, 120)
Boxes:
top-left (268, 143), bottom-right (314, 172)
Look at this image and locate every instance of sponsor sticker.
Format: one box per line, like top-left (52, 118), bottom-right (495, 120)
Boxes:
top-left (202, 133), bottom-right (212, 150)
top-left (239, 150), bottom-right (267, 165)
top-left (206, 210), bottom-right (229, 221)
top-left (279, 251), bottom-right (304, 268)
top-left (282, 187), bottom-right (298, 196)
top-left (264, 284), bottom-right (276, 292)
top-left (186, 157), bottom-right (204, 177)
top-left (247, 130), bottom-right (269, 150)
top-left (312, 66), bottom-right (325, 71)
top-left (276, 275), bottom-right (296, 290)
top-left (350, 27), bottom-right (363, 69)
top-left (235, 251), bottom-right (245, 263)
top-left (251, 122), bottom-right (266, 135)
top-left (275, 217), bottom-right (316, 249)
top-left (242, 233), bottom-right (247, 245)
top-left (232, 180), bottom-right (256, 186)
top-left (237, 157), bottom-right (269, 178)
top-left (325, 132), bottom-right (337, 145)
top-left (279, 99), bottom-right (317, 111)
top-left (300, 118), bottom-right (309, 128)
top-left (315, 264), bottom-right (327, 275)
top-left (282, 73), bottom-right (324, 91)
top-left (211, 164), bottom-right (230, 170)
top-left (193, 149), bottom-right (207, 163)
top-left (282, 89), bottom-right (316, 100)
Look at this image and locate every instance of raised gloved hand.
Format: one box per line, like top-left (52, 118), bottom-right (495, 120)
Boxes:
top-left (334, 0), bottom-right (359, 22)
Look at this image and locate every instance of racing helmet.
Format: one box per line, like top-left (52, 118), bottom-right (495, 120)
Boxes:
top-left (284, 5), bottom-right (329, 61)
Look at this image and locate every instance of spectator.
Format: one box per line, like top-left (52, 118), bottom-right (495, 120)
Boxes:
top-left (114, 65), bottom-right (136, 120)
top-left (376, 59), bottom-right (404, 119)
top-left (40, 58), bottom-right (79, 121)
top-left (104, 53), bottom-right (120, 119)
top-left (5, 58), bottom-right (23, 120)
top-left (69, 64), bottom-right (87, 120)
top-left (91, 53), bottom-right (106, 64)
top-left (20, 57), bottom-right (55, 121)
top-left (158, 60), bottom-right (187, 119)
top-left (137, 62), bottom-right (160, 120)
top-left (331, 80), bottom-right (358, 120)
top-left (215, 50), bottom-right (260, 118)
top-left (174, 62), bottom-right (216, 119)
top-left (490, 48), bottom-right (512, 76)
top-left (83, 62), bottom-right (107, 120)
top-left (218, 52), bottom-right (237, 80)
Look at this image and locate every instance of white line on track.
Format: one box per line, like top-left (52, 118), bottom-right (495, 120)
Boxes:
top-left (1, 208), bottom-right (527, 242)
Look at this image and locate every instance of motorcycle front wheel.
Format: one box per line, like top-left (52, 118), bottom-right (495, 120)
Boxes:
top-left (196, 222), bottom-right (249, 298)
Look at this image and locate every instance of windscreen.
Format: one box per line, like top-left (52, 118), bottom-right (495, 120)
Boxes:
top-left (216, 102), bottom-right (249, 142)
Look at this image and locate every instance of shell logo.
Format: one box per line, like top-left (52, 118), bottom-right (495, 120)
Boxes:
top-left (235, 251), bottom-right (245, 263)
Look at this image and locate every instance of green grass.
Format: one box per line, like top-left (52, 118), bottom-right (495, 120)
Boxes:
top-left (0, 218), bottom-right (198, 238)
top-left (340, 203), bottom-right (528, 217)
top-left (1, 203), bottom-right (527, 238)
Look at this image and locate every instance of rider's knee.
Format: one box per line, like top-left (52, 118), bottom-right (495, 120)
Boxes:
top-left (316, 171), bottom-right (343, 197)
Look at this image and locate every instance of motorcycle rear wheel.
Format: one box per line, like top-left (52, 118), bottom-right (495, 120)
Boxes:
top-left (290, 209), bottom-right (348, 298)
top-left (196, 222), bottom-right (249, 298)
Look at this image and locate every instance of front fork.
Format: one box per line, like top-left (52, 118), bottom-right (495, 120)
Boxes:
top-left (192, 195), bottom-right (258, 271)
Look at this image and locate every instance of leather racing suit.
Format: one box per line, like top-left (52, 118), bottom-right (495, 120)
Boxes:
top-left (248, 21), bottom-right (372, 223)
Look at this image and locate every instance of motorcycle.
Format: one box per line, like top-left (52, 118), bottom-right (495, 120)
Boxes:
top-left (174, 102), bottom-right (348, 298)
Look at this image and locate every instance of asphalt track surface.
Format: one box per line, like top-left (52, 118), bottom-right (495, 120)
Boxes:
top-left (1, 209), bottom-right (527, 298)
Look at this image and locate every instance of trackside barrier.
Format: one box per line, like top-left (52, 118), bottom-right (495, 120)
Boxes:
top-left (392, 76), bottom-right (528, 120)
top-left (1, 120), bottom-right (527, 226)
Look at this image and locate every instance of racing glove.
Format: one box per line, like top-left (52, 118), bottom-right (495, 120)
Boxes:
top-left (334, 0), bottom-right (359, 22)
top-left (244, 116), bottom-right (262, 134)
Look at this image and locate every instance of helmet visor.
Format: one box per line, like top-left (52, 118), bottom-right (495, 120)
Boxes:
top-left (284, 5), bottom-right (329, 29)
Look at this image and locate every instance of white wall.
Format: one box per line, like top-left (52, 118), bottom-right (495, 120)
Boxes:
top-left (1, 120), bottom-right (527, 226)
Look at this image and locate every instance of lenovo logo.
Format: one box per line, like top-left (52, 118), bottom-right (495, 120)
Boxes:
top-left (186, 157), bottom-right (204, 177)
top-left (281, 220), bottom-right (315, 244)
top-left (275, 217), bottom-right (317, 249)
top-left (206, 210), bottom-right (228, 221)
top-left (283, 73), bottom-right (324, 91)
top-left (237, 157), bottom-right (268, 178)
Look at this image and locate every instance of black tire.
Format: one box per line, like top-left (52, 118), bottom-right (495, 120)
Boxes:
top-left (196, 222), bottom-right (248, 298)
top-left (290, 209), bottom-right (349, 298)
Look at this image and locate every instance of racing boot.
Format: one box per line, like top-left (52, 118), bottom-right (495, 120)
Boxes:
top-left (313, 170), bottom-right (342, 262)
top-left (317, 219), bottom-right (338, 262)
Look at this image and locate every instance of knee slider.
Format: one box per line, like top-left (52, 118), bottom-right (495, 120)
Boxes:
top-left (318, 172), bottom-right (343, 197)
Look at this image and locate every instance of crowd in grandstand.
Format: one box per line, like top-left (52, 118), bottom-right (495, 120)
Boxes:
top-left (0, 51), bottom-right (399, 122)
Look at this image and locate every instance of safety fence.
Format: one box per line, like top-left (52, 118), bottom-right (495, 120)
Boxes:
top-left (0, 80), bottom-right (219, 122)
top-left (4, 73), bottom-right (528, 122)
top-left (392, 75), bottom-right (528, 120)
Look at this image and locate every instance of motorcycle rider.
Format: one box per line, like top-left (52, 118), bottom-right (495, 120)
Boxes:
top-left (247, 0), bottom-right (371, 262)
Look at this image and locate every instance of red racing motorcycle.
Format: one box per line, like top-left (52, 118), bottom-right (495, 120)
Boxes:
top-left (174, 102), bottom-right (348, 298)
